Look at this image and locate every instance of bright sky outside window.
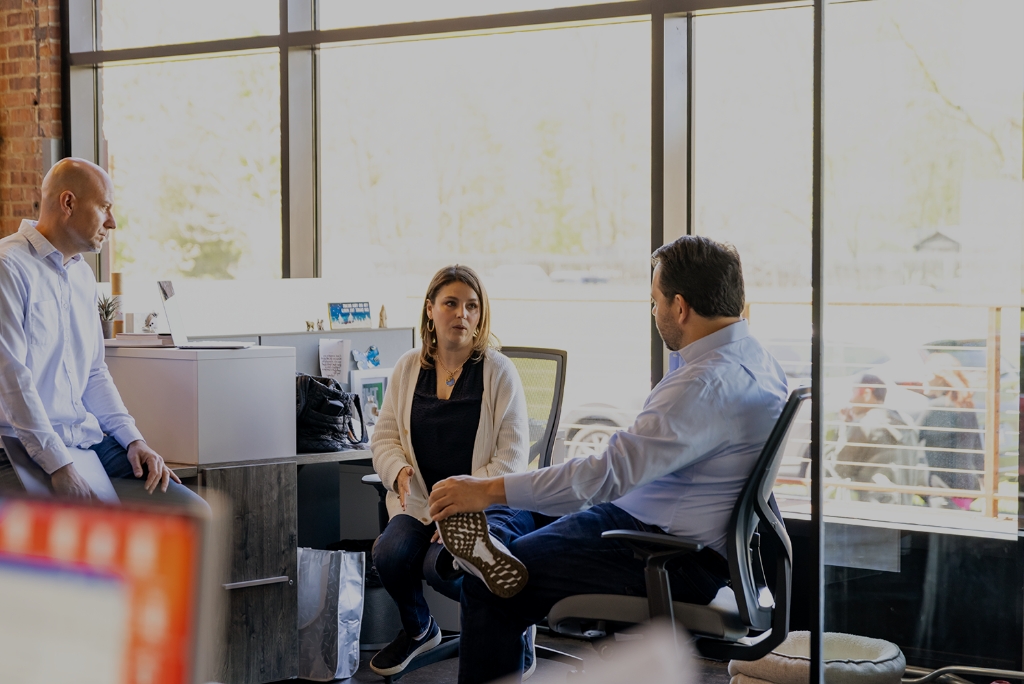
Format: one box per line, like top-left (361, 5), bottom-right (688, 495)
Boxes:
top-left (101, 52), bottom-right (282, 284)
top-left (318, 22), bottom-right (651, 449)
top-left (97, 0), bottom-right (279, 51)
top-left (318, 0), bottom-right (626, 30)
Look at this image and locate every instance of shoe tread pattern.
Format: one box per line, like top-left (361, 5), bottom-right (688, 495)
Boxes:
top-left (438, 512), bottom-right (528, 598)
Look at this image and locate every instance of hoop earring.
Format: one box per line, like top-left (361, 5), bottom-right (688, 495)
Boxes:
top-left (426, 319), bottom-right (434, 332)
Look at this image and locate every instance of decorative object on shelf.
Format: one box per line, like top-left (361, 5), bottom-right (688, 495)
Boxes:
top-left (142, 312), bottom-right (159, 334)
top-left (306, 321), bottom-right (315, 332)
top-left (349, 368), bottom-right (393, 427)
top-left (328, 302), bottom-right (372, 330)
top-left (110, 272), bottom-right (124, 335)
top-left (317, 319), bottom-right (325, 331)
top-left (351, 345), bottom-right (381, 370)
top-left (378, 305), bottom-right (387, 329)
top-left (97, 293), bottom-right (120, 339)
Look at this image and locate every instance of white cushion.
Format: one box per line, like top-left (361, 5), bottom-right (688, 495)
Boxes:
top-left (728, 631), bottom-right (906, 684)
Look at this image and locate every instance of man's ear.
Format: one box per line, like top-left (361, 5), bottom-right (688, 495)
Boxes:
top-left (59, 190), bottom-right (76, 218)
top-left (674, 294), bottom-right (690, 325)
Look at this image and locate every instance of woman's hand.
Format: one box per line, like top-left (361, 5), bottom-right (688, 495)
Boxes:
top-left (394, 466), bottom-right (414, 510)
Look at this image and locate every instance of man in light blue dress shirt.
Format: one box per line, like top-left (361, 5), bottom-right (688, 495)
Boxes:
top-left (428, 235), bottom-right (789, 684)
top-left (0, 158), bottom-right (201, 506)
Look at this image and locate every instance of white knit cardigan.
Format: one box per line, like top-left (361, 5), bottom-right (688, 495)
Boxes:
top-left (370, 347), bottom-right (530, 525)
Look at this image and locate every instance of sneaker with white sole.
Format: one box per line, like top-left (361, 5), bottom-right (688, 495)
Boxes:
top-left (523, 624), bottom-right (538, 680)
top-left (436, 511), bottom-right (529, 598)
top-left (369, 616), bottom-right (442, 677)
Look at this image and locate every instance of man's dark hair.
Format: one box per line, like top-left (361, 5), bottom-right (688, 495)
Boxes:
top-left (651, 236), bottom-right (745, 318)
top-left (858, 374), bottom-right (887, 402)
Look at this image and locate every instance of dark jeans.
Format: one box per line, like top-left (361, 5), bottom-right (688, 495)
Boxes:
top-left (92, 435), bottom-right (208, 512)
top-left (373, 504), bottom-right (538, 636)
top-left (458, 502), bottom-right (729, 684)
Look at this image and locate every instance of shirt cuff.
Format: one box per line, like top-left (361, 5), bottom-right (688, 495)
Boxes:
top-left (503, 471), bottom-right (539, 512)
top-left (35, 446), bottom-right (74, 475)
top-left (109, 425), bottom-right (145, 451)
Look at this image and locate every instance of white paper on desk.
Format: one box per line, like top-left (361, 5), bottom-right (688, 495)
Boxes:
top-left (319, 338), bottom-right (351, 384)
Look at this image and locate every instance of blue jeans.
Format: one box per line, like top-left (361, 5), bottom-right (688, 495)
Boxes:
top-left (373, 504), bottom-right (539, 636)
top-left (92, 435), bottom-right (209, 512)
top-left (457, 503), bottom-right (729, 684)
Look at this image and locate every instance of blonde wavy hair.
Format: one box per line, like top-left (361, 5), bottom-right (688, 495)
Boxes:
top-left (419, 265), bottom-right (495, 368)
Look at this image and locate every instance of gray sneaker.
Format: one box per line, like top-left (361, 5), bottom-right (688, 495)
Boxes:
top-left (436, 511), bottom-right (528, 598)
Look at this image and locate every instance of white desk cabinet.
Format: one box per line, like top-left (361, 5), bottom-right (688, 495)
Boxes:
top-left (105, 346), bottom-right (296, 465)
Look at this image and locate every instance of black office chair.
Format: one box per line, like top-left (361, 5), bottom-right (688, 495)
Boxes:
top-left (545, 387), bottom-right (810, 661)
top-left (360, 347), bottom-right (569, 681)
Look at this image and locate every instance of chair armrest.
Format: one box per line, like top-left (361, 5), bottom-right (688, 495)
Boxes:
top-left (601, 530), bottom-right (704, 555)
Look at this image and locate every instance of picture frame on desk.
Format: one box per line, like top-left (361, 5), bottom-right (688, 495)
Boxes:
top-left (328, 302), bottom-right (372, 330)
top-left (350, 367), bottom-right (393, 427)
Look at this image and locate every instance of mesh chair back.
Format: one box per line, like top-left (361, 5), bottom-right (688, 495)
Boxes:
top-left (726, 387), bottom-right (810, 634)
top-left (501, 347), bottom-right (567, 469)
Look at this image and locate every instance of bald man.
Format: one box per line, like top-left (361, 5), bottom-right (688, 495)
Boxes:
top-left (0, 158), bottom-right (204, 507)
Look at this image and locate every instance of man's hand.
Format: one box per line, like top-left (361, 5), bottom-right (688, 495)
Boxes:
top-left (394, 466), bottom-right (414, 510)
top-left (127, 440), bottom-right (181, 494)
top-left (51, 463), bottom-right (94, 499)
top-left (428, 475), bottom-right (506, 521)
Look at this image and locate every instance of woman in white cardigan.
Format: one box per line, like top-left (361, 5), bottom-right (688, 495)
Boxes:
top-left (369, 265), bottom-right (534, 678)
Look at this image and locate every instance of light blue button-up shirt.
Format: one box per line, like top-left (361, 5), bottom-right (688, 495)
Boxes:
top-left (0, 220), bottom-right (143, 473)
top-left (504, 319), bottom-right (788, 556)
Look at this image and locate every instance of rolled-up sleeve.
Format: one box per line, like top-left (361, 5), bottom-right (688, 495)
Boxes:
top-left (0, 258), bottom-right (73, 473)
top-left (504, 376), bottom-right (714, 516)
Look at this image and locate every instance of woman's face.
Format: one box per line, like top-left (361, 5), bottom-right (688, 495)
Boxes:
top-left (426, 281), bottom-right (481, 352)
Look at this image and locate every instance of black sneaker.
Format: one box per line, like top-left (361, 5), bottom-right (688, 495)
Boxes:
top-left (369, 617), bottom-right (442, 677)
top-left (437, 511), bottom-right (528, 598)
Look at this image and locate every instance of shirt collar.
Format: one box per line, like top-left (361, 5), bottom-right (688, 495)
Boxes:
top-left (18, 219), bottom-right (82, 266)
top-left (676, 319), bottom-right (750, 367)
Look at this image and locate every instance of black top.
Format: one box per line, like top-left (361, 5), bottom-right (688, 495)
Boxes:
top-left (411, 356), bottom-right (485, 492)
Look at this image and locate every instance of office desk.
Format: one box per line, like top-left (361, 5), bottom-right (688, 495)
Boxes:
top-left (166, 448), bottom-right (371, 684)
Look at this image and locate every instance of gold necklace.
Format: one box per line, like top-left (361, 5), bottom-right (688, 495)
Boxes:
top-left (435, 356), bottom-right (465, 387)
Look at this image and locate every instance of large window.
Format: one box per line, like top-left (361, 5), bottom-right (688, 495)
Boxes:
top-left (318, 23), bottom-right (652, 447)
top-left (69, 0), bottom-right (1024, 676)
top-left (101, 52), bottom-right (282, 284)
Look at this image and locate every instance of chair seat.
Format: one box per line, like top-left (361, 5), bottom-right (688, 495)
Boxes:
top-left (547, 586), bottom-right (749, 641)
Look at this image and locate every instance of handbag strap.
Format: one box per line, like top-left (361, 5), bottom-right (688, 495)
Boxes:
top-left (347, 395), bottom-right (368, 445)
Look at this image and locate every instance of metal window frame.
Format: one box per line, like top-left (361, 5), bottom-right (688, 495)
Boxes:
top-left (61, 2), bottom-right (831, 678)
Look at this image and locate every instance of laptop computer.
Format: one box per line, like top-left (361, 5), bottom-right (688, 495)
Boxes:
top-left (1, 435), bottom-right (119, 504)
top-left (0, 491), bottom-right (227, 684)
top-left (158, 281), bottom-right (253, 350)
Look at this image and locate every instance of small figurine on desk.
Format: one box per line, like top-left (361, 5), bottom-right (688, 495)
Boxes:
top-left (378, 305), bottom-right (388, 329)
top-left (306, 320), bottom-right (315, 332)
top-left (142, 312), bottom-right (159, 334)
top-left (317, 319), bottom-right (325, 331)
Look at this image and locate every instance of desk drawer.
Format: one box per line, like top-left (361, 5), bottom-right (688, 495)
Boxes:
top-left (205, 461), bottom-right (298, 684)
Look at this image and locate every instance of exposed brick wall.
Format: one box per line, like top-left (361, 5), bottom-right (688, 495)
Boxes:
top-left (0, 0), bottom-right (61, 238)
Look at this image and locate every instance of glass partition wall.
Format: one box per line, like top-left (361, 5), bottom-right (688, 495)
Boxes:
top-left (66, 0), bottom-right (1024, 678)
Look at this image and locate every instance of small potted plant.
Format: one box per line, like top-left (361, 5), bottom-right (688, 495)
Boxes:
top-left (97, 293), bottom-right (120, 339)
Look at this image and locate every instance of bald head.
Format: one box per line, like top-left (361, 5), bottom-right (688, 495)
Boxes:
top-left (35, 157), bottom-right (116, 263)
top-left (40, 158), bottom-right (110, 217)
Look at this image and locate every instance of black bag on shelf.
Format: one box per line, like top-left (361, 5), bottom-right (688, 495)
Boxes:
top-left (295, 373), bottom-right (368, 453)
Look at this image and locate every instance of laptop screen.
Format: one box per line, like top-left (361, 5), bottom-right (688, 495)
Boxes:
top-left (0, 496), bottom-right (223, 684)
top-left (157, 280), bottom-right (191, 348)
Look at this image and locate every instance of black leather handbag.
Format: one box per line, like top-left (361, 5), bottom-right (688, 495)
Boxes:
top-left (295, 373), bottom-right (368, 453)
